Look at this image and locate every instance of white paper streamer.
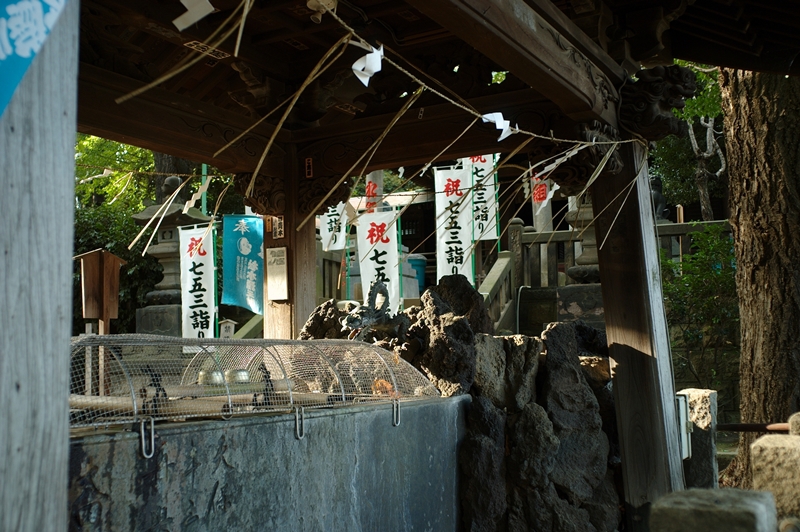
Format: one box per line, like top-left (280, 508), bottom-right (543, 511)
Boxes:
top-left (535, 182), bottom-right (561, 215)
top-left (183, 177), bottom-right (213, 213)
top-left (481, 112), bottom-right (516, 142)
top-left (352, 45), bottom-right (384, 87)
top-left (173, 0), bottom-right (215, 31)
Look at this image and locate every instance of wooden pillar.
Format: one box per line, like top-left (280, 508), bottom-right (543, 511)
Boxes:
top-left (0, 0), bottom-right (79, 529)
top-left (262, 145), bottom-right (317, 339)
top-left (592, 142), bottom-right (684, 529)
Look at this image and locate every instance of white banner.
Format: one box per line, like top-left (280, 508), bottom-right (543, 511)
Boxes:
top-left (465, 154), bottom-right (499, 241)
top-left (434, 166), bottom-right (475, 285)
top-left (319, 201), bottom-right (348, 251)
top-left (179, 226), bottom-right (216, 339)
top-left (356, 210), bottom-right (401, 313)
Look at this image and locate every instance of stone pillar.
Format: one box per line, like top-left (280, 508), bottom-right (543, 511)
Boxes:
top-left (508, 218), bottom-right (524, 290)
top-left (678, 388), bottom-right (718, 488)
top-left (788, 412), bottom-right (800, 435)
top-left (752, 434), bottom-right (800, 519)
top-left (650, 489), bottom-right (778, 532)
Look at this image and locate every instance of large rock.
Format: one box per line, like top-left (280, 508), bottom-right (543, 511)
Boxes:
top-left (751, 435), bottom-right (800, 519)
top-left (428, 274), bottom-right (494, 335)
top-left (507, 402), bottom-right (559, 488)
top-left (459, 396), bottom-right (507, 532)
top-left (581, 469), bottom-right (622, 532)
top-left (579, 356), bottom-right (611, 392)
top-left (650, 488), bottom-right (777, 532)
top-left (473, 334), bottom-right (507, 407)
top-left (541, 321), bottom-right (609, 504)
top-left (411, 289), bottom-right (476, 396)
top-left (298, 299), bottom-right (348, 340)
top-left (504, 335), bottom-right (541, 412)
top-left (508, 483), bottom-right (597, 532)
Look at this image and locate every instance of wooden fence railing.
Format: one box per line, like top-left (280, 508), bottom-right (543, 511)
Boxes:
top-left (478, 218), bottom-right (731, 334)
top-left (478, 250), bottom-right (516, 332)
top-left (518, 220), bottom-right (731, 288)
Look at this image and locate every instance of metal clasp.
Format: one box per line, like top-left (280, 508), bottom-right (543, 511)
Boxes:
top-left (140, 416), bottom-right (155, 459)
top-left (392, 400), bottom-right (400, 427)
top-left (294, 406), bottom-right (305, 440)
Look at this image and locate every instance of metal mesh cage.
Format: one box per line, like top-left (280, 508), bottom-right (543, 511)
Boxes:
top-left (69, 335), bottom-right (440, 429)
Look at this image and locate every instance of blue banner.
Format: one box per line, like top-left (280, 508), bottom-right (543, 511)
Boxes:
top-left (0, 0), bottom-right (68, 118)
top-left (222, 215), bottom-right (264, 315)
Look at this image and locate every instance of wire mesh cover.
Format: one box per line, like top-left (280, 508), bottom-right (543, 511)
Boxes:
top-left (69, 335), bottom-right (440, 428)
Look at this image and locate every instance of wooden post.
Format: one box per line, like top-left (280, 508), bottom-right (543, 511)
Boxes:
top-left (547, 242), bottom-right (559, 287)
top-left (0, 0), bottom-right (79, 529)
top-left (75, 249), bottom-right (126, 395)
top-left (262, 146), bottom-right (317, 339)
top-left (508, 218), bottom-right (524, 289)
top-left (592, 142), bottom-right (684, 529)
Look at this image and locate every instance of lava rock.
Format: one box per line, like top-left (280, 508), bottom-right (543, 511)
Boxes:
top-left (459, 396), bottom-right (507, 532)
top-left (428, 274), bottom-right (495, 335)
top-left (298, 299), bottom-right (348, 340)
top-left (507, 401), bottom-right (559, 487)
top-left (411, 289), bottom-right (476, 396)
top-left (473, 334), bottom-right (507, 407)
top-left (504, 335), bottom-right (541, 412)
top-left (541, 321), bottom-right (609, 504)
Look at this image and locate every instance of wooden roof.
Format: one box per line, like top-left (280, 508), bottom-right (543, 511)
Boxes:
top-left (77, 0), bottom-right (800, 176)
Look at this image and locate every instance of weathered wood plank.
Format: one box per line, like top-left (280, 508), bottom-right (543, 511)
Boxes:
top-left (262, 146), bottom-right (318, 339)
top-left (0, 1), bottom-right (79, 529)
top-left (404, 0), bottom-right (622, 123)
top-left (547, 242), bottom-right (559, 287)
top-left (592, 142), bottom-right (684, 528)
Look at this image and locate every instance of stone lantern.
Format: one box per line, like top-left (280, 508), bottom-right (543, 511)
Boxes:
top-left (133, 176), bottom-right (212, 336)
top-left (564, 194), bottom-right (600, 284)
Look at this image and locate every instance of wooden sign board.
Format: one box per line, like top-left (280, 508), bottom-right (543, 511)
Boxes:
top-left (74, 249), bottom-right (127, 320)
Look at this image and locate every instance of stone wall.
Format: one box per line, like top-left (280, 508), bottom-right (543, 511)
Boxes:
top-left (68, 398), bottom-right (467, 531)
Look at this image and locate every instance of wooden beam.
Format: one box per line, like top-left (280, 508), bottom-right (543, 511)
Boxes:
top-left (78, 64), bottom-right (287, 174)
top-left (592, 142), bottom-right (684, 529)
top-left (403, 0), bottom-right (623, 124)
top-left (0, 0), bottom-right (78, 529)
top-left (297, 89), bottom-right (558, 174)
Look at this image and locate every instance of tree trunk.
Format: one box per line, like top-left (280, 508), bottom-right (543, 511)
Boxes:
top-left (694, 165), bottom-right (714, 221)
top-left (719, 69), bottom-right (800, 488)
top-left (153, 152), bottom-right (198, 203)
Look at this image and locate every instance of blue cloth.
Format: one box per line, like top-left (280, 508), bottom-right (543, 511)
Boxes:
top-left (221, 215), bottom-right (264, 315)
top-left (0, 0), bottom-right (69, 118)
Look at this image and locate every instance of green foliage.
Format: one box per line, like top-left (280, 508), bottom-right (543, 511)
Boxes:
top-left (73, 136), bottom-right (245, 335)
top-left (74, 133), bottom-right (154, 209)
top-left (649, 61), bottom-right (725, 208)
top-left (673, 61), bottom-right (722, 121)
top-left (661, 224), bottom-right (739, 394)
top-left (73, 203), bottom-right (161, 335)
top-left (491, 71), bottom-right (507, 84)
top-left (650, 130), bottom-right (727, 206)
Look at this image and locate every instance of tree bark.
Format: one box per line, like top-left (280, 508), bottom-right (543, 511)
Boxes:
top-left (153, 152), bottom-right (198, 203)
top-left (694, 165), bottom-right (714, 221)
top-left (719, 69), bottom-right (800, 488)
